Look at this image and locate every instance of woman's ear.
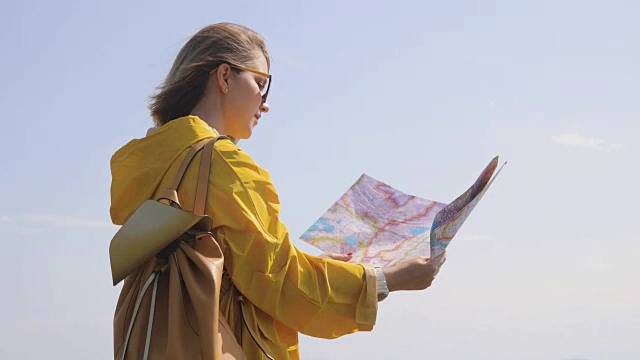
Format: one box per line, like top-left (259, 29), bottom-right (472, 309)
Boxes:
top-left (215, 63), bottom-right (232, 94)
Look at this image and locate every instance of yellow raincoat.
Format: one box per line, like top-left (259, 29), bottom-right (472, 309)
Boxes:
top-left (110, 116), bottom-right (378, 359)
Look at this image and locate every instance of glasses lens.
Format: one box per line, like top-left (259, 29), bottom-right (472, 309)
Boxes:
top-left (260, 77), bottom-right (271, 103)
top-left (261, 77), bottom-right (270, 96)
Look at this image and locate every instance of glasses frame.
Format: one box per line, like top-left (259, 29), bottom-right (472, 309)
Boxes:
top-left (209, 62), bottom-right (271, 104)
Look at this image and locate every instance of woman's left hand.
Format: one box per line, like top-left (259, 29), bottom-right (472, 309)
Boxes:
top-left (318, 252), bottom-right (353, 262)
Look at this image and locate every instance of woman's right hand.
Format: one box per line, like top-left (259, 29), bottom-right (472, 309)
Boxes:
top-left (381, 252), bottom-right (446, 292)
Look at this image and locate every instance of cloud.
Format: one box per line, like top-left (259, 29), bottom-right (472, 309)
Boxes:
top-left (0, 216), bottom-right (14, 222)
top-left (25, 215), bottom-right (117, 228)
top-left (551, 133), bottom-right (623, 152)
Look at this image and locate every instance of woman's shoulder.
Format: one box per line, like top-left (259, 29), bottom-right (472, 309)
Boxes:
top-left (210, 139), bottom-right (282, 226)
top-left (212, 138), bottom-right (273, 184)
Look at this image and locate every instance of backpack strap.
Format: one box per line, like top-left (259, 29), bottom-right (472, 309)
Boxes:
top-left (156, 136), bottom-right (231, 209)
top-left (194, 137), bottom-right (216, 216)
top-left (171, 138), bottom-right (211, 191)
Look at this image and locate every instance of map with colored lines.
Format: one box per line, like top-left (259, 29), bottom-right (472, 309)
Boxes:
top-left (301, 157), bottom-right (505, 267)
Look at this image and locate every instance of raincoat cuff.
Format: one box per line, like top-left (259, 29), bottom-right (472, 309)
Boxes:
top-left (355, 263), bottom-right (378, 330)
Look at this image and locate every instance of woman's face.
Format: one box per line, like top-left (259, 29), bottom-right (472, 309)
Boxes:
top-left (220, 54), bottom-right (270, 140)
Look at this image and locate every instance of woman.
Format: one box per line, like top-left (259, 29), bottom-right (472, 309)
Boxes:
top-left (110, 22), bottom-right (444, 359)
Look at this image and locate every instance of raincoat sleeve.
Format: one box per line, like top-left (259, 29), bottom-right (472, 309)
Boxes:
top-left (208, 141), bottom-right (378, 338)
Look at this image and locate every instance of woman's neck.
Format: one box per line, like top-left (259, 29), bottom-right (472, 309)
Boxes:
top-left (191, 95), bottom-right (225, 131)
top-left (190, 107), bottom-right (238, 144)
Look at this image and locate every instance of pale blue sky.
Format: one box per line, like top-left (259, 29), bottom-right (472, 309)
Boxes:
top-left (1, 1), bottom-right (638, 359)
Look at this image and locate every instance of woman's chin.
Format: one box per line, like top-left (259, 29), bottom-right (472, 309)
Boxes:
top-left (238, 128), bottom-right (253, 140)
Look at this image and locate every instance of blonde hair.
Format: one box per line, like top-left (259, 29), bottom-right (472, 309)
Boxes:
top-left (149, 23), bottom-right (270, 126)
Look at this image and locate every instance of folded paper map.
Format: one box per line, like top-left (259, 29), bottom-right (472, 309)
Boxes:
top-left (301, 156), bottom-right (505, 267)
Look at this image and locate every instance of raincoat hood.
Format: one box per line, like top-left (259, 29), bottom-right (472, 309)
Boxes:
top-left (110, 116), bottom-right (217, 225)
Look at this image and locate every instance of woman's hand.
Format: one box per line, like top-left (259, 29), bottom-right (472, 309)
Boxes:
top-left (382, 252), bottom-right (446, 292)
top-left (318, 252), bottom-right (354, 262)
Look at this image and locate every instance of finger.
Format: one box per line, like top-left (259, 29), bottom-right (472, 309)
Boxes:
top-left (428, 253), bottom-right (446, 275)
top-left (433, 264), bottom-right (442, 276)
top-left (330, 253), bottom-right (353, 262)
top-left (431, 252), bottom-right (446, 265)
top-left (320, 253), bottom-right (353, 261)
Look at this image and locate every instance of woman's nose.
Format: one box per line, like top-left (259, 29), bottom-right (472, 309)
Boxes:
top-left (260, 102), bottom-right (270, 113)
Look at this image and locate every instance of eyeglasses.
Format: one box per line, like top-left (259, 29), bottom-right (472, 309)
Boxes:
top-left (209, 62), bottom-right (271, 104)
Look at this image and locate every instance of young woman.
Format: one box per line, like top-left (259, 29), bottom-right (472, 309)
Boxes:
top-left (110, 22), bottom-right (445, 359)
